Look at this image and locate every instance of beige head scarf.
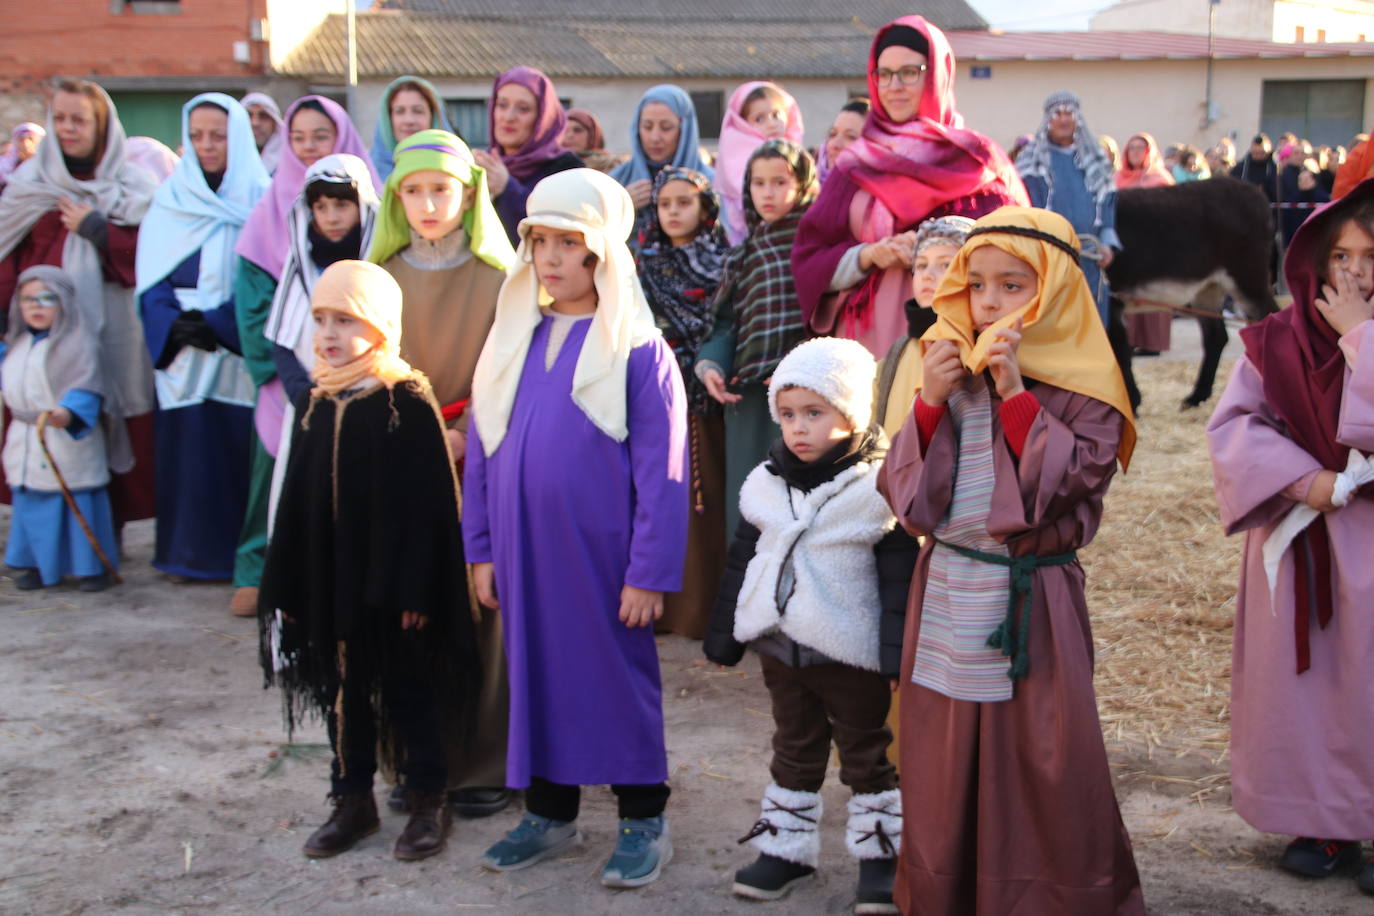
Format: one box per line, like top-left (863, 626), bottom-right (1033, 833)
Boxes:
top-left (471, 168), bottom-right (659, 455)
top-left (308, 260), bottom-right (417, 397)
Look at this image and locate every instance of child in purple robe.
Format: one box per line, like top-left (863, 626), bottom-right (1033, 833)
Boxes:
top-left (1207, 179), bottom-right (1374, 890)
top-left (465, 168), bottom-right (688, 888)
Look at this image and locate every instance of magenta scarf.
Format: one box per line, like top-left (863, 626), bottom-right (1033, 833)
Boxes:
top-left (834, 16), bottom-right (1027, 230)
top-left (488, 66), bottom-right (569, 181)
top-left (1241, 177), bottom-right (1374, 672)
top-left (233, 96), bottom-right (379, 280)
top-left (716, 81), bottom-right (804, 245)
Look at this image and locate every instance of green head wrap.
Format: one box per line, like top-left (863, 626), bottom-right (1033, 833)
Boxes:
top-left (367, 129), bottom-right (516, 271)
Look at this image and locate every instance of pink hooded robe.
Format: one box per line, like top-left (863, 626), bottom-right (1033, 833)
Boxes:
top-left (1207, 177), bottom-right (1374, 840)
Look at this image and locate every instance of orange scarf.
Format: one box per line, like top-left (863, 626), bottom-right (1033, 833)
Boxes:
top-left (919, 206), bottom-right (1136, 469)
top-left (308, 260), bottom-right (417, 397)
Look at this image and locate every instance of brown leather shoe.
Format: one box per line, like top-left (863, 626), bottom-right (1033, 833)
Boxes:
top-left (230, 586), bottom-right (258, 617)
top-left (302, 793), bottom-right (380, 858)
top-left (394, 790), bottom-right (451, 861)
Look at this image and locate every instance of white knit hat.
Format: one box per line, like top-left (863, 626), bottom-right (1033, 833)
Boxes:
top-left (767, 337), bottom-right (877, 431)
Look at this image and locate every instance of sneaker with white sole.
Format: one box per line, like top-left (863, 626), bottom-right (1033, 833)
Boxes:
top-left (481, 813), bottom-right (580, 871)
top-left (601, 815), bottom-right (672, 888)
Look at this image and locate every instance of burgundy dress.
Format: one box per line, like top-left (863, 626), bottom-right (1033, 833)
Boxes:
top-left (878, 379), bottom-right (1144, 916)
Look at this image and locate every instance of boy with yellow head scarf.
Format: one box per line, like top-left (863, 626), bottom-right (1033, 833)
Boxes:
top-left (877, 206), bottom-right (1145, 914)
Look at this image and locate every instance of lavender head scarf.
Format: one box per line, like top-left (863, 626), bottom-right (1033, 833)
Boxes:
top-left (233, 95), bottom-right (380, 280)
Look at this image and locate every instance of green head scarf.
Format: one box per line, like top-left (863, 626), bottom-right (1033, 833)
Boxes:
top-left (368, 129), bottom-right (515, 271)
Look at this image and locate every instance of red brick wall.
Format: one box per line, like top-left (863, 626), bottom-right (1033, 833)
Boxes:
top-left (0, 0), bottom-right (270, 81)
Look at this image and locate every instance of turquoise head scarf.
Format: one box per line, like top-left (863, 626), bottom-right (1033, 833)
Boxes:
top-left (369, 76), bottom-right (454, 181)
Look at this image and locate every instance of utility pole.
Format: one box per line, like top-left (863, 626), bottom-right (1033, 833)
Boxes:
top-left (1203, 0), bottom-right (1220, 126)
top-left (346, 0), bottom-right (358, 118)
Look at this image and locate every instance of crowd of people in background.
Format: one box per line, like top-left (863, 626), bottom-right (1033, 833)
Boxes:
top-left (2, 11), bottom-right (1374, 915)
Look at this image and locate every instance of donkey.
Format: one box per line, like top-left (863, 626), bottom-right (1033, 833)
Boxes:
top-left (1106, 176), bottom-right (1279, 410)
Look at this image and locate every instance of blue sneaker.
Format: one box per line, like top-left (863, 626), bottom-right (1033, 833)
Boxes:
top-left (601, 815), bottom-right (672, 888)
top-left (481, 813), bottom-right (580, 871)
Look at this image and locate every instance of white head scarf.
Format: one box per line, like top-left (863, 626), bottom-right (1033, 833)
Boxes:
top-left (472, 168), bottom-right (659, 455)
top-left (264, 154), bottom-right (380, 369)
top-left (241, 91), bottom-right (285, 174)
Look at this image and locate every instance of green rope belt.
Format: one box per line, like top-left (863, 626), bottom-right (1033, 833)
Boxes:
top-left (933, 539), bottom-right (1078, 681)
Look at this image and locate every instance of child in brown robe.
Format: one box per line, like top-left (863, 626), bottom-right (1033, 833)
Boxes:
top-left (877, 206), bottom-right (1144, 915)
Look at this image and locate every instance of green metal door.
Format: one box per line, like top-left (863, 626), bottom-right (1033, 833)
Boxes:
top-left (108, 91), bottom-right (192, 149)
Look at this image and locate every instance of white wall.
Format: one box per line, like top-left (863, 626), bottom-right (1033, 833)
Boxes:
top-left (1273, 0), bottom-right (1374, 42)
top-left (951, 56), bottom-right (1374, 152)
top-left (1090, 0), bottom-right (1275, 40)
top-left (267, 0), bottom-right (347, 69)
top-left (354, 76), bottom-right (863, 156)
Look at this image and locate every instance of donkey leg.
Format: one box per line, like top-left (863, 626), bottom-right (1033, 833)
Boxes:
top-left (1108, 296), bottom-right (1141, 413)
top-left (1182, 316), bottom-right (1229, 410)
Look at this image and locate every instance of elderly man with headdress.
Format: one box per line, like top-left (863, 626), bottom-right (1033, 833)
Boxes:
top-left (0, 79), bottom-right (159, 529)
top-left (1015, 91), bottom-right (1120, 327)
top-left (241, 92), bottom-right (285, 174)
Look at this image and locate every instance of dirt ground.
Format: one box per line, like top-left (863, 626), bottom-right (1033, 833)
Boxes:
top-left (2, 328), bottom-right (1370, 915)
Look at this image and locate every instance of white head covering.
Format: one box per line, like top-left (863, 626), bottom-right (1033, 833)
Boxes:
top-left (472, 167), bottom-right (659, 455)
top-left (241, 91), bottom-right (285, 174)
top-left (264, 154), bottom-right (380, 370)
top-left (767, 336), bottom-right (876, 431)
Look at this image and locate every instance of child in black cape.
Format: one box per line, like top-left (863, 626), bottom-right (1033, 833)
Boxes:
top-left (258, 259), bottom-right (479, 862)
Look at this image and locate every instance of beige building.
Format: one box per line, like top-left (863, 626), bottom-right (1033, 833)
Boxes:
top-left (947, 30), bottom-right (1374, 149)
top-left (1092, 0), bottom-right (1374, 44)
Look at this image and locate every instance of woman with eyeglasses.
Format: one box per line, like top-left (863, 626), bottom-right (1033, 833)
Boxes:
top-left (791, 16), bottom-right (1027, 359)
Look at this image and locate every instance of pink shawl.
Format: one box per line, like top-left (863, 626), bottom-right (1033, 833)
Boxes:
top-left (717, 81), bottom-right (804, 245)
top-left (233, 96), bottom-right (379, 280)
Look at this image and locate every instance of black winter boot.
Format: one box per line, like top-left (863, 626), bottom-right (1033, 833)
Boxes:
top-left (732, 852), bottom-right (816, 900)
top-left (302, 793), bottom-right (380, 858)
top-left (855, 856), bottom-right (899, 914)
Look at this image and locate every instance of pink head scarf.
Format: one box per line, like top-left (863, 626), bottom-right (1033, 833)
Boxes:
top-left (834, 16), bottom-right (1027, 234)
top-left (716, 81), bottom-right (805, 245)
top-left (233, 95), bottom-right (380, 280)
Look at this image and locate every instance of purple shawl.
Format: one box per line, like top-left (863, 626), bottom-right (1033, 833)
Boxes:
top-left (233, 96), bottom-right (379, 280)
top-left (488, 66), bottom-right (569, 180)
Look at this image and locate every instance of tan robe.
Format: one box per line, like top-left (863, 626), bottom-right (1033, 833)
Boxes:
top-left (878, 380), bottom-right (1144, 916)
top-left (385, 254), bottom-right (505, 432)
top-left (384, 251), bottom-right (508, 789)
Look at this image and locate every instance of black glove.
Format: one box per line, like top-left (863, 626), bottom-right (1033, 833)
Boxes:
top-left (169, 311), bottom-right (219, 353)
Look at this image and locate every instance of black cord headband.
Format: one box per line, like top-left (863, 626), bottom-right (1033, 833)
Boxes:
top-left (966, 225), bottom-right (1081, 268)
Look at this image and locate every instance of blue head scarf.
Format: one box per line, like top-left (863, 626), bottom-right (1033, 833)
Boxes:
top-left (369, 76), bottom-right (454, 181)
top-left (610, 85), bottom-right (714, 187)
top-left (135, 92), bottom-right (270, 302)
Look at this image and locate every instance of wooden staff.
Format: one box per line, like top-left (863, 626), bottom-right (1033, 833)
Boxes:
top-left (35, 410), bottom-right (122, 584)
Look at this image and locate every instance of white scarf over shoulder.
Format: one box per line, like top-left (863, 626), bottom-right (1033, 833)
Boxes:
top-left (471, 168), bottom-right (659, 455)
top-left (0, 84), bottom-right (158, 418)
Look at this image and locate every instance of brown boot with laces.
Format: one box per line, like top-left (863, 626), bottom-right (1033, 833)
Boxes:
top-left (302, 793), bottom-right (380, 858)
top-left (394, 790), bottom-right (451, 861)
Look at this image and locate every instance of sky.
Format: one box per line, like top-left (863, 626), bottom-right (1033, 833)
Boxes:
top-left (970, 0), bottom-right (1119, 30)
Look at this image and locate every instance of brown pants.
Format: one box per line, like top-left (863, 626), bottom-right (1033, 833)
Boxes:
top-left (759, 654), bottom-right (897, 795)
